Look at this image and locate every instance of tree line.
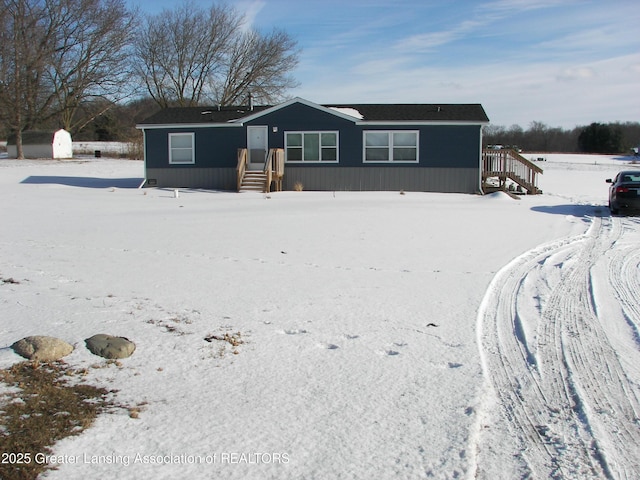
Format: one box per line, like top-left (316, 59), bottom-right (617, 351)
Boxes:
top-left (0, 0), bottom-right (299, 157)
top-left (483, 121), bottom-right (640, 154)
top-left (2, 0), bottom-right (636, 156)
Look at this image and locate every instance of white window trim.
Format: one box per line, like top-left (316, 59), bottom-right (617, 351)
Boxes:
top-left (285, 131), bottom-right (339, 163)
top-left (169, 132), bottom-right (195, 164)
top-left (363, 130), bottom-right (419, 163)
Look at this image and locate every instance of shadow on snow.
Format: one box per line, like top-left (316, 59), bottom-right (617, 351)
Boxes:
top-left (21, 176), bottom-right (143, 189)
top-left (530, 204), bottom-right (611, 218)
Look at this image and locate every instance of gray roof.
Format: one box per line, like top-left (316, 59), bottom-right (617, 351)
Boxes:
top-left (327, 103), bottom-right (489, 122)
top-left (140, 105), bottom-right (272, 125)
top-left (139, 99), bottom-right (489, 125)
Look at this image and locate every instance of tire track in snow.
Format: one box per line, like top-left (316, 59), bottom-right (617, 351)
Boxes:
top-left (472, 215), bottom-right (640, 479)
top-left (607, 218), bottom-right (640, 350)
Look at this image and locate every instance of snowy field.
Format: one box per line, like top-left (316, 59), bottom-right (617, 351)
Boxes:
top-left (0, 153), bottom-right (639, 479)
top-left (71, 141), bottom-right (135, 157)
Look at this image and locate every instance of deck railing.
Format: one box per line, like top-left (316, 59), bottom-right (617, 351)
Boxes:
top-left (482, 149), bottom-right (543, 194)
top-left (236, 148), bottom-right (248, 191)
top-left (264, 148), bottom-right (284, 192)
top-left (265, 149), bottom-right (273, 193)
top-left (237, 147), bottom-right (284, 192)
top-left (272, 149), bottom-right (284, 192)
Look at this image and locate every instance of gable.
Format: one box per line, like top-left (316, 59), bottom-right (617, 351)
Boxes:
top-left (244, 101), bottom-right (359, 129)
top-left (232, 97), bottom-right (363, 124)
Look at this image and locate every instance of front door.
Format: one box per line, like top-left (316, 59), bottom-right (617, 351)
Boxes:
top-left (247, 126), bottom-right (268, 170)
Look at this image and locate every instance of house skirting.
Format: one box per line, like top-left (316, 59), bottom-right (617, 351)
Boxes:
top-left (145, 166), bottom-right (481, 193)
top-left (145, 167), bottom-right (237, 190)
top-left (283, 167), bottom-right (480, 193)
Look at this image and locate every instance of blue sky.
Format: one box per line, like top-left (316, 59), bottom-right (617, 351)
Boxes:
top-left (132, 0), bottom-right (640, 129)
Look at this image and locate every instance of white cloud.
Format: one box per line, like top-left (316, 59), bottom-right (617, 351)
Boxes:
top-left (538, 27), bottom-right (634, 58)
top-left (395, 31), bottom-right (458, 51)
top-left (349, 56), bottom-right (411, 76)
top-left (281, 0), bottom-right (639, 128)
top-left (292, 53), bottom-right (640, 129)
top-left (482, 0), bottom-right (572, 14)
top-left (236, 0), bottom-right (266, 31)
top-left (556, 67), bottom-right (596, 82)
top-left (394, 19), bottom-right (481, 52)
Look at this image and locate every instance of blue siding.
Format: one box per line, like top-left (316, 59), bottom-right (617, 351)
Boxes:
top-left (246, 102), bottom-right (356, 160)
top-left (243, 103), bottom-right (481, 168)
top-left (421, 125), bottom-right (481, 168)
top-left (247, 102), bottom-right (355, 133)
top-left (145, 127), bottom-right (244, 169)
top-left (142, 100), bottom-right (484, 192)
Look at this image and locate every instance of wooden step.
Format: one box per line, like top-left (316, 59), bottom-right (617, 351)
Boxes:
top-left (239, 170), bottom-right (267, 192)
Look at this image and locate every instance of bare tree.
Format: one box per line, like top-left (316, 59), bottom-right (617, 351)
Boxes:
top-left (526, 121), bottom-right (551, 152)
top-left (135, 2), bottom-right (240, 108)
top-left (483, 121), bottom-right (636, 153)
top-left (0, 0), bottom-right (55, 158)
top-left (47, 0), bottom-right (138, 133)
top-left (0, 0), bottom-right (137, 157)
top-left (135, 1), bottom-right (299, 108)
top-left (217, 28), bottom-right (299, 106)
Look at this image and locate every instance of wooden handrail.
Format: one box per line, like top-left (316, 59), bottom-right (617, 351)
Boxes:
top-left (510, 150), bottom-right (542, 174)
top-left (483, 149), bottom-right (542, 172)
top-left (274, 149), bottom-right (285, 178)
top-left (264, 149), bottom-right (273, 193)
top-left (482, 149), bottom-right (543, 194)
top-left (263, 148), bottom-right (285, 192)
top-left (236, 148), bottom-right (247, 191)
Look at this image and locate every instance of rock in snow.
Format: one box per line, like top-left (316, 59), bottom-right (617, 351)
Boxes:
top-left (11, 335), bottom-right (74, 361)
top-left (85, 334), bottom-right (136, 359)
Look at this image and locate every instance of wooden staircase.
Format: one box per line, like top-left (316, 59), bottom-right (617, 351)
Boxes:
top-left (236, 148), bottom-right (284, 193)
top-left (239, 170), bottom-right (268, 192)
top-left (482, 149), bottom-right (543, 194)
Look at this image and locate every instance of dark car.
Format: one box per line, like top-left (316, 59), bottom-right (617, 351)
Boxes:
top-left (606, 171), bottom-right (640, 214)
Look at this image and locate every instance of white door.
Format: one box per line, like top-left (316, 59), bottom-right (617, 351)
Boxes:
top-left (247, 126), bottom-right (268, 170)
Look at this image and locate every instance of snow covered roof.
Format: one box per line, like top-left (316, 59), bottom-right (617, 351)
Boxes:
top-left (328, 107), bottom-right (364, 120)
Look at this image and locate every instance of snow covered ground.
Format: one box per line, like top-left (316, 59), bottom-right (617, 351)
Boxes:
top-left (0, 153), bottom-right (638, 479)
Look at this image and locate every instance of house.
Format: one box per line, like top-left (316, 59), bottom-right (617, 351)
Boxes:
top-left (136, 97), bottom-right (492, 193)
top-left (7, 129), bottom-right (73, 159)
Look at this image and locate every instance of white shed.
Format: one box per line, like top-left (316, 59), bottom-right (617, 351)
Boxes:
top-left (7, 129), bottom-right (73, 159)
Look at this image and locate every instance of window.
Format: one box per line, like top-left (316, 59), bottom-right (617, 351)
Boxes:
top-left (363, 131), bottom-right (418, 163)
top-left (285, 132), bottom-right (338, 162)
top-left (169, 133), bottom-right (195, 164)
